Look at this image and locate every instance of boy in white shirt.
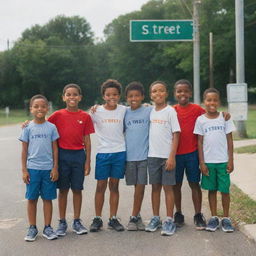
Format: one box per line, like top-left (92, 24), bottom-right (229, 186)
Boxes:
top-left (194, 88), bottom-right (236, 233)
top-left (89, 79), bottom-right (126, 232)
top-left (145, 81), bottom-right (180, 236)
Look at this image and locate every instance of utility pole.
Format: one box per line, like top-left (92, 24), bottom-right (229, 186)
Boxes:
top-left (193, 0), bottom-right (201, 104)
top-left (235, 0), bottom-right (247, 137)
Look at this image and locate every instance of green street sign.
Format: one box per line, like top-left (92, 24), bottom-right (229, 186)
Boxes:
top-left (130, 20), bottom-right (194, 42)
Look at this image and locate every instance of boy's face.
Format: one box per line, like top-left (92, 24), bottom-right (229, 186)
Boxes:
top-left (126, 90), bottom-right (144, 110)
top-left (204, 92), bottom-right (220, 114)
top-left (103, 87), bottom-right (120, 109)
top-left (150, 83), bottom-right (168, 105)
top-left (30, 99), bottom-right (48, 120)
top-left (174, 83), bottom-right (192, 106)
top-left (63, 87), bottom-right (82, 110)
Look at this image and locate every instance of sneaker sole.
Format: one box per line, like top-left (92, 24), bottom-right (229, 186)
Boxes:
top-left (90, 226), bottom-right (102, 232)
top-left (206, 227), bottom-right (219, 232)
top-left (145, 225), bottom-right (161, 232)
top-left (42, 234), bottom-right (58, 240)
top-left (73, 229), bottom-right (88, 235)
top-left (56, 232), bottom-right (67, 237)
top-left (108, 225), bottom-right (124, 231)
top-left (24, 234), bottom-right (37, 242)
top-left (161, 231), bottom-right (175, 236)
top-left (221, 227), bottom-right (234, 233)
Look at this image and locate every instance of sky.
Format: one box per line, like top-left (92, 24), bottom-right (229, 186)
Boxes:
top-left (0, 0), bottom-right (149, 51)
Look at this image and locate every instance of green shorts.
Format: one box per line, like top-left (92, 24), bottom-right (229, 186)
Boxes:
top-left (201, 163), bottom-right (230, 193)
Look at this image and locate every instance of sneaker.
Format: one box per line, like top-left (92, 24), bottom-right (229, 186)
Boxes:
top-left (206, 216), bottom-right (220, 232)
top-left (56, 219), bottom-right (68, 236)
top-left (127, 216), bottom-right (138, 231)
top-left (194, 213), bottom-right (206, 230)
top-left (24, 225), bottom-right (38, 242)
top-left (43, 226), bottom-right (58, 240)
top-left (90, 217), bottom-right (103, 232)
top-left (137, 214), bottom-right (145, 231)
top-left (72, 219), bottom-right (88, 235)
top-left (145, 216), bottom-right (161, 232)
top-left (108, 217), bottom-right (125, 231)
top-left (174, 212), bottom-right (184, 227)
top-left (221, 218), bottom-right (235, 233)
top-left (161, 219), bottom-right (176, 236)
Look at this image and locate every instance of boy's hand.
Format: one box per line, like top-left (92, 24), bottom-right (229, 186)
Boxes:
top-left (50, 168), bottom-right (59, 182)
top-left (227, 160), bottom-right (234, 173)
top-left (21, 120), bottom-right (30, 129)
top-left (200, 163), bottom-right (209, 176)
top-left (22, 169), bottom-right (30, 184)
top-left (84, 162), bottom-right (91, 176)
top-left (90, 104), bottom-right (99, 114)
top-left (222, 112), bottom-right (231, 121)
top-left (165, 157), bottom-right (176, 171)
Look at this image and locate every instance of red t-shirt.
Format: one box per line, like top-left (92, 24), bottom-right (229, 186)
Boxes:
top-left (48, 109), bottom-right (95, 150)
top-left (174, 103), bottom-right (205, 155)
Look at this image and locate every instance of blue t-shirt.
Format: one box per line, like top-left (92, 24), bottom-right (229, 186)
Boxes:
top-left (19, 121), bottom-right (59, 170)
top-left (124, 106), bottom-right (152, 161)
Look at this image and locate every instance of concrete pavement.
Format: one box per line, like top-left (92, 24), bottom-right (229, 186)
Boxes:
top-left (232, 139), bottom-right (256, 242)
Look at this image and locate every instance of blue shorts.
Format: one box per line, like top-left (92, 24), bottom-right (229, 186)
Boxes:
top-left (95, 152), bottom-right (126, 180)
top-left (58, 148), bottom-right (86, 190)
top-left (175, 150), bottom-right (201, 183)
top-left (26, 169), bottom-right (57, 200)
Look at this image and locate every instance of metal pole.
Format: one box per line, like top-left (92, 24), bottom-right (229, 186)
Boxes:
top-left (193, 0), bottom-right (200, 104)
top-left (209, 32), bottom-right (214, 88)
top-left (235, 0), bottom-right (247, 137)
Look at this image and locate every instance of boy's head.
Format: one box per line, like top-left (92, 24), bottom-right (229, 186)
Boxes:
top-left (203, 88), bottom-right (220, 114)
top-left (101, 79), bottom-right (122, 109)
top-left (125, 81), bottom-right (144, 110)
top-left (174, 79), bottom-right (192, 106)
top-left (62, 83), bottom-right (82, 110)
top-left (149, 81), bottom-right (168, 105)
top-left (30, 94), bottom-right (49, 119)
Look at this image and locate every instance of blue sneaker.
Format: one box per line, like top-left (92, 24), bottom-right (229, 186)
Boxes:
top-left (145, 216), bottom-right (161, 232)
top-left (56, 219), bottom-right (68, 236)
top-left (221, 218), bottom-right (235, 233)
top-left (43, 225), bottom-right (58, 240)
top-left (24, 225), bottom-right (38, 242)
top-left (72, 219), bottom-right (88, 235)
top-left (161, 219), bottom-right (176, 236)
top-left (206, 216), bottom-right (220, 232)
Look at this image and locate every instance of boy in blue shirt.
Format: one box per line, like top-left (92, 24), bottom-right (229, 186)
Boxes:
top-left (20, 95), bottom-right (59, 241)
top-left (124, 82), bottom-right (152, 231)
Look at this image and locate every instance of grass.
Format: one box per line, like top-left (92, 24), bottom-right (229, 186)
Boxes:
top-left (234, 145), bottom-right (256, 154)
top-left (0, 109), bottom-right (30, 126)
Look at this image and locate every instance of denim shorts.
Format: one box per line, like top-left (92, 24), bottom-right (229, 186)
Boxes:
top-left (95, 151), bottom-right (126, 180)
top-left (58, 148), bottom-right (86, 190)
top-left (26, 169), bottom-right (57, 200)
top-left (125, 160), bottom-right (148, 185)
top-left (175, 150), bottom-right (201, 183)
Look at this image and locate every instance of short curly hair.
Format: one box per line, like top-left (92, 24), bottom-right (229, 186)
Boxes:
top-left (101, 79), bottom-right (122, 96)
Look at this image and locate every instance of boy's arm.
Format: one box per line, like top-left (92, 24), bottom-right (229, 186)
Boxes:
top-left (226, 133), bottom-right (234, 173)
top-left (84, 135), bottom-right (91, 176)
top-left (198, 135), bottom-right (209, 176)
top-left (165, 132), bottom-right (180, 171)
top-left (21, 142), bottom-right (30, 184)
top-left (50, 140), bottom-right (59, 182)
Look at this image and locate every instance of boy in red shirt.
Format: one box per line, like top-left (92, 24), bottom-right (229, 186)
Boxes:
top-left (48, 83), bottom-right (94, 236)
top-left (173, 79), bottom-right (206, 229)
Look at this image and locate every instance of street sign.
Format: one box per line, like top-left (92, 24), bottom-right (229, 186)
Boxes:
top-left (130, 20), bottom-right (193, 42)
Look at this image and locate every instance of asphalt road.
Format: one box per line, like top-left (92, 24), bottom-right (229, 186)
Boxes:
top-left (0, 124), bottom-right (256, 256)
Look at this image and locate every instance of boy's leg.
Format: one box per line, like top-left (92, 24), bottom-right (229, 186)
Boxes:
top-left (109, 178), bottom-right (120, 218)
top-left (95, 180), bottom-right (108, 216)
top-left (132, 184), bottom-right (145, 216)
top-left (27, 199), bottom-right (38, 226)
top-left (208, 190), bottom-right (217, 216)
top-left (43, 199), bottom-right (53, 226)
top-left (72, 189), bottom-right (82, 219)
top-left (58, 189), bottom-right (69, 219)
top-left (221, 192), bottom-right (230, 217)
top-left (188, 182), bottom-right (202, 214)
top-left (173, 183), bottom-right (182, 212)
top-left (163, 185), bottom-right (174, 217)
top-left (152, 184), bottom-right (162, 216)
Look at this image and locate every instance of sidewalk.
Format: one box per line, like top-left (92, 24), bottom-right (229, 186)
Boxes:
top-left (232, 139), bottom-right (256, 242)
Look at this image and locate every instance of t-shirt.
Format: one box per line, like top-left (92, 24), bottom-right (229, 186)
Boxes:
top-left (90, 105), bottom-right (126, 153)
top-left (174, 103), bottom-right (205, 155)
top-left (124, 106), bottom-right (152, 161)
top-left (19, 121), bottom-right (59, 170)
top-left (48, 109), bottom-right (95, 150)
top-left (148, 105), bottom-right (181, 158)
top-left (193, 113), bottom-right (236, 163)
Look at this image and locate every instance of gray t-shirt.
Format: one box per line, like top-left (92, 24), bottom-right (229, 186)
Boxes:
top-left (124, 106), bottom-right (152, 161)
top-left (19, 121), bottom-right (59, 170)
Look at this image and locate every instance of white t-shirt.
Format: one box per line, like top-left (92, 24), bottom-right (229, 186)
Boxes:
top-left (148, 105), bottom-right (181, 158)
top-left (90, 105), bottom-right (126, 153)
top-left (193, 113), bottom-right (236, 163)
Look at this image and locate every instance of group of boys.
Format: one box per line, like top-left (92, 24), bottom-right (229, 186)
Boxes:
top-left (20, 78), bottom-right (235, 242)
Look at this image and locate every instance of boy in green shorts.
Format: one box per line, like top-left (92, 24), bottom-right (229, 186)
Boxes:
top-left (194, 88), bottom-right (236, 232)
